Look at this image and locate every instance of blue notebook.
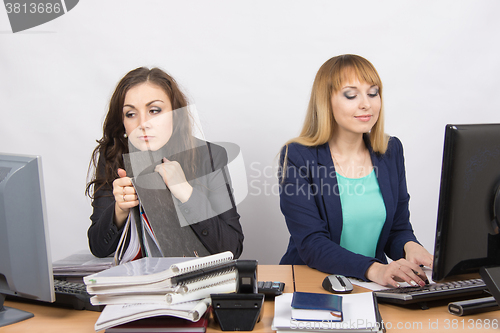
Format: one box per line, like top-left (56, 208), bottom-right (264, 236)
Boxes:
top-left (291, 291), bottom-right (343, 322)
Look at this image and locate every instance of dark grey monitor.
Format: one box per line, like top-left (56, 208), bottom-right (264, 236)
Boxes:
top-left (0, 153), bottom-right (55, 327)
top-left (432, 124), bottom-right (500, 281)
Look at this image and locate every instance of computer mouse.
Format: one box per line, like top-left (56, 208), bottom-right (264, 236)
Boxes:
top-left (322, 274), bottom-right (353, 293)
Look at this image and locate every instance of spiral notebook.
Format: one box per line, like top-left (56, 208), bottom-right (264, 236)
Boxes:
top-left (166, 276), bottom-right (237, 305)
top-left (103, 310), bottom-right (210, 333)
top-left (95, 298), bottom-right (210, 332)
top-left (89, 264), bottom-right (237, 305)
top-left (90, 270), bottom-right (237, 306)
top-left (84, 251), bottom-right (234, 287)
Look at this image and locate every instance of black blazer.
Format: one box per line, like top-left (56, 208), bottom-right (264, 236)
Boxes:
top-left (87, 139), bottom-right (244, 258)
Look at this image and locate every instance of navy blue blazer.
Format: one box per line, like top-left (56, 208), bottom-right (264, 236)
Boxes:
top-left (279, 136), bottom-right (419, 280)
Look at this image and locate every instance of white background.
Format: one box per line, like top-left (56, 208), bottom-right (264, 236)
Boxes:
top-left (1, 1), bottom-right (499, 264)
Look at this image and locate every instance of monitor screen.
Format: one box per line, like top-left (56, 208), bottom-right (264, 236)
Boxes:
top-left (432, 124), bottom-right (500, 281)
top-left (0, 153), bottom-right (54, 327)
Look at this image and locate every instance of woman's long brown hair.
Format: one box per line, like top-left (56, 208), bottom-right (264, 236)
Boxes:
top-left (85, 67), bottom-right (195, 199)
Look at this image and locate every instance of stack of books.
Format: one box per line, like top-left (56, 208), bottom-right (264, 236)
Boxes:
top-left (290, 292), bottom-right (343, 322)
top-left (83, 251), bottom-right (237, 332)
top-left (273, 291), bottom-right (384, 333)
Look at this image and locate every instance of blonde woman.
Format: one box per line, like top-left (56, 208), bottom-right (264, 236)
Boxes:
top-left (279, 55), bottom-right (433, 288)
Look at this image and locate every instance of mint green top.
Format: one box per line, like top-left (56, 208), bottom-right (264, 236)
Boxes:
top-left (337, 170), bottom-right (386, 257)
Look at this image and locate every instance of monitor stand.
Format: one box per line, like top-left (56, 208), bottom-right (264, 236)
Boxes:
top-left (0, 294), bottom-right (34, 327)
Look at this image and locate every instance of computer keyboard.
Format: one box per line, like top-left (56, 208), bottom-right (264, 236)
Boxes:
top-left (7, 279), bottom-right (103, 311)
top-left (53, 279), bottom-right (103, 312)
top-left (374, 278), bottom-right (488, 305)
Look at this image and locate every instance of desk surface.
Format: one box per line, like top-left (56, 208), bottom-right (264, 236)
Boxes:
top-left (293, 265), bottom-right (500, 332)
top-left (4, 265), bottom-right (500, 332)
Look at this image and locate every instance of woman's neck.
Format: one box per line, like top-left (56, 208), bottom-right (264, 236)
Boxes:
top-left (329, 132), bottom-right (372, 178)
top-left (328, 131), bottom-right (366, 158)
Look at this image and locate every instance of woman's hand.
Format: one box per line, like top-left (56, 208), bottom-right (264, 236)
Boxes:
top-left (155, 158), bottom-right (193, 203)
top-left (366, 258), bottom-right (428, 288)
top-left (112, 168), bottom-right (139, 228)
top-left (404, 241), bottom-right (434, 268)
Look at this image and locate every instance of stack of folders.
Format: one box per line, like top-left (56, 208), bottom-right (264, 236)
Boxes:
top-left (83, 251), bottom-right (237, 332)
top-left (273, 292), bottom-right (384, 333)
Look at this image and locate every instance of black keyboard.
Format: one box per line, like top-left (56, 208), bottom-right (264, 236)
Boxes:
top-left (8, 279), bottom-right (103, 311)
top-left (374, 278), bottom-right (488, 305)
top-left (52, 279), bottom-right (103, 311)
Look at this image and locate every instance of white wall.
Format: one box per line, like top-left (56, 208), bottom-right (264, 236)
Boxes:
top-left (1, 0), bottom-right (499, 264)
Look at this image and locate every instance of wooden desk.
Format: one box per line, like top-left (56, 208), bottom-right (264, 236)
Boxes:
top-left (293, 265), bottom-right (500, 332)
top-left (6, 265), bottom-right (499, 332)
top-left (2, 265), bottom-right (294, 333)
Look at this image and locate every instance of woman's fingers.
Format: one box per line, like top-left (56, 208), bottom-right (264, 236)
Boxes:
top-left (120, 185), bottom-right (138, 205)
top-left (117, 168), bottom-right (127, 178)
top-left (367, 259), bottom-right (430, 289)
top-left (120, 197), bottom-right (139, 209)
top-left (366, 262), bottom-right (401, 288)
top-left (391, 260), bottom-right (428, 287)
top-left (113, 175), bottom-right (138, 208)
top-left (404, 241), bottom-right (434, 268)
top-left (154, 159), bottom-right (193, 203)
top-left (154, 159), bottom-right (186, 187)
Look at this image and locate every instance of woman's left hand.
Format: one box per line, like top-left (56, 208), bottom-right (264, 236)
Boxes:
top-left (404, 241), bottom-right (434, 268)
top-left (155, 158), bottom-right (193, 203)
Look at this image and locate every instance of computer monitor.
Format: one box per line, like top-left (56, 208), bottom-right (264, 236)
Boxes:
top-left (0, 153), bottom-right (55, 327)
top-left (432, 124), bottom-right (500, 281)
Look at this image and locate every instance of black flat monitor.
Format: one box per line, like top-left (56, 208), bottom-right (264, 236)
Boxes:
top-left (0, 153), bottom-right (55, 327)
top-left (432, 124), bottom-right (500, 281)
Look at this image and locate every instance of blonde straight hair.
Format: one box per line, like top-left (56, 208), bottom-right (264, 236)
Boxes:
top-left (281, 55), bottom-right (389, 177)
